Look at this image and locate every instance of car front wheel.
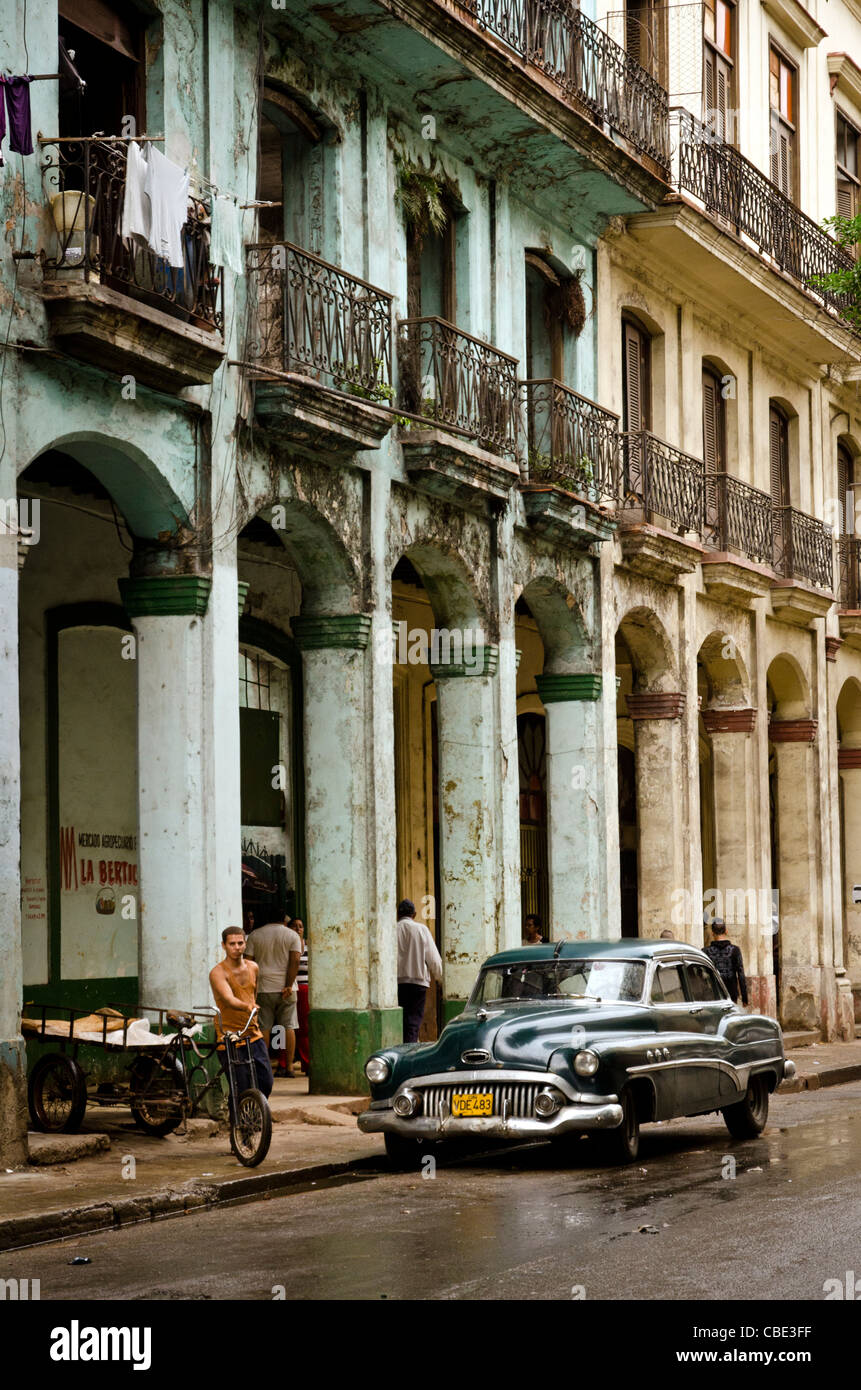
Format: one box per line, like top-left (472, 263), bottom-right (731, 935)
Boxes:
top-left (722, 1074), bottom-right (769, 1139)
top-left (595, 1087), bottom-right (639, 1164)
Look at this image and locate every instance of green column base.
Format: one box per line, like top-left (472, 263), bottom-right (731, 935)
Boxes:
top-left (308, 1008), bottom-right (402, 1094)
top-left (441, 998), bottom-right (468, 1027)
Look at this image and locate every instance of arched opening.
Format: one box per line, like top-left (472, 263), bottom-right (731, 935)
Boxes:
top-left (767, 654), bottom-right (816, 1029)
top-left (615, 606), bottom-right (678, 939)
top-left (837, 678), bottom-right (861, 1025)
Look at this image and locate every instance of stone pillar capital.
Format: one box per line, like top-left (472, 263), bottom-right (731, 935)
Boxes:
top-left (429, 644), bottom-right (499, 679)
top-left (536, 673), bottom-right (602, 703)
top-left (119, 575), bottom-right (212, 617)
top-left (626, 692), bottom-right (685, 720)
top-left (702, 707), bottom-right (757, 734)
top-left (825, 636), bottom-right (844, 662)
top-left (292, 614), bottom-right (371, 651)
top-left (838, 746), bottom-right (861, 769)
top-left (769, 718), bottom-right (818, 743)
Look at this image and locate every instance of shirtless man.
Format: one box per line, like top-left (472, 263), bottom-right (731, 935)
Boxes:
top-left (209, 926), bottom-right (273, 1104)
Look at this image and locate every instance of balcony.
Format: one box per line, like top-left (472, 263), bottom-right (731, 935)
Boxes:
top-left (519, 378), bottom-right (618, 545)
top-left (38, 137), bottom-right (225, 393)
top-left (397, 317), bottom-right (521, 502)
top-left (770, 506), bottom-right (834, 624)
top-left (672, 109), bottom-right (855, 325)
top-left (617, 430), bottom-right (705, 580)
top-left (245, 242), bottom-right (395, 461)
top-left (838, 538), bottom-right (861, 649)
top-left (442, 0), bottom-right (671, 170)
top-left (700, 473), bottom-right (776, 607)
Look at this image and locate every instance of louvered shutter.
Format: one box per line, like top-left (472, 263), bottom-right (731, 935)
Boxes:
top-left (837, 445), bottom-right (851, 536)
top-left (704, 48), bottom-right (715, 123)
top-left (769, 408), bottom-right (787, 507)
top-left (626, 2), bottom-right (645, 68)
top-left (623, 318), bottom-right (648, 500)
top-left (702, 371), bottom-right (720, 472)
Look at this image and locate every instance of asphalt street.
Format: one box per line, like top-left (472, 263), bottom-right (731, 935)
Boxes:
top-left (4, 1082), bottom-right (859, 1301)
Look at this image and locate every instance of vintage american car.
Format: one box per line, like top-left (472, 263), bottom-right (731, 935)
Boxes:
top-left (358, 940), bottom-right (796, 1167)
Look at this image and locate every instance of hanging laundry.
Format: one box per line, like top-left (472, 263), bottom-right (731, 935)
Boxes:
top-left (0, 79), bottom-right (6, 167)
top-left (209, 194), bottom-right (244, 275)
top-left (120, 140), bottom-right (151, 249)
top-left (3, 75), bottom-right (34, 156)
top-left (143, 144), bottom-right (189, 269)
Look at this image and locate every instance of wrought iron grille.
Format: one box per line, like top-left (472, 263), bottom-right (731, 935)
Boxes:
top-left (621, 429), bottom-right (704, 532)
top-left (522, 378), bottom-right (620, 502)
top-left (39, 137), bottom-right (222, 329)
top-left (703, 472), bottom-right (774, 566)
top-left (398, 317), bottom-right (520, 457)
top-left (442, 0), bottom-right (670, 168)
top-left (246, 242), bottom-right (393, 398)
top-left (673, 108), bottom-right (853, 317)
top-left (838, 537), bottom-right (861, 608)
top-left (772, 506), bottom-right (833, 591)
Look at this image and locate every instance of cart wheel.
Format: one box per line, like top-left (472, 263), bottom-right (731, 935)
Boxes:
top-left (230, 1088), bottom-right (272, 1167)
top-left (28, 1054), bottom-right (87, 1133)
top-left (129, 1056), bottom-right (184, 1137)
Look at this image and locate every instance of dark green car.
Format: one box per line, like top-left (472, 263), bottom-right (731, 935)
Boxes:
top-left (358, 940), bottom-right (796, 1167)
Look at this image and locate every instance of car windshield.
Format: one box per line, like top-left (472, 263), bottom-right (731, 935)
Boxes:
top-left (470, 958), bottom-right (647, 1006)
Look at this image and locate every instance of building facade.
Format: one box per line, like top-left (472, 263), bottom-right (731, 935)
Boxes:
top-left (0, 0), bottom-right (858, 1165)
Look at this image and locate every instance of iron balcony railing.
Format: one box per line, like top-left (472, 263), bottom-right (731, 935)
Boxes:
top-left (772, 506), bottom-right (833, 591)
top-left (621, 429), bottom-right (704, 532)
top-left (672, 108), bottom-right (853, 317)
top-left (39, 136), bottom-right (222, 329)
top-left (704, 472), bottom-right (774, 567)
top-left (245, 242), bottom-right (394, 399)
top-left (838, 537), bottom-right (861, 608)
top-left (398, 316), bottom-right (520, 457)
top-left (522, 378), bottom-right (620, 502)
top-left (443, 0), bottom-right (670, 169)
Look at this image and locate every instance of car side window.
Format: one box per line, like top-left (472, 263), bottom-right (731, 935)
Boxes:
top-left (651, 964), bottom-right (686, 1004)
top-left (687, 963), bottom-right (724, 1001)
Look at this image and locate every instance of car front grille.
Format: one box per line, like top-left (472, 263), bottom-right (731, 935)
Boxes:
top-left (417, 1081), bottom-right (543, 1119)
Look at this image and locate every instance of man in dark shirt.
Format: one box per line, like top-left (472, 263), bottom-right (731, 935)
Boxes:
top-left (705, 919), bottom-right (748, 1005)
top-left (524, 914), bottom-right (547, 945)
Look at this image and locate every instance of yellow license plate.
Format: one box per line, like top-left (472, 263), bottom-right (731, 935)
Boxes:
top-left (451, 1092), bottom-right (493, 1118)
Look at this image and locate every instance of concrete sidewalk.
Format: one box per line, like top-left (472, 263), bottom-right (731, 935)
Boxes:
top-left (2, 1040), bottom-right (860, 1254)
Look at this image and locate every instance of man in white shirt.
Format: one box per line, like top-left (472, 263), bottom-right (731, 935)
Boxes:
top-left (396, 898), bottom-right (443, 1043)
top-left (244, 913), bottom-right (302, 1076)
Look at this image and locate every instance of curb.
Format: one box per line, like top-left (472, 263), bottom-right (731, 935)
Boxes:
top-left (0, 1153), bottom-right (382, 1254)
top-left (778, 1061), bottom-right (861, 1094)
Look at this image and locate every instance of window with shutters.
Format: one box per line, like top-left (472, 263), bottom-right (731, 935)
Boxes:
top-left (836, 112), bottom-right (860, 257)
top-left (702, 365), bottom-right (726, 474)
top-left (59, 1), bottom-right (146, 139)
top-left (837, 443), bottom-right (855, 536)
top-left (769, 402), bottom-right (790, 572)
top-left (622, 316), bottom-right (651, 434)
top-left (769, 45), bottom-right (797, 202)
top-left (625, 0), bottom-right (667, 87)
top-left (703, 0), bottom-right (735, 143)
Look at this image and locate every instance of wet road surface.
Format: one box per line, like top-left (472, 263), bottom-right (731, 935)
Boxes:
top-left (4, 1083), bottom-right (860, 1300)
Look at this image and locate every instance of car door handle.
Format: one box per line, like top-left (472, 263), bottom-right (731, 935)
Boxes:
top-left (689, 1007), bottom-right (704, 1015)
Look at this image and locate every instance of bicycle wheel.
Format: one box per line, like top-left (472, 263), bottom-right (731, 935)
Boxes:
top-left (28, 1054), bottom-right (87, 1133)
top-left (129, 1055), bottom-right (185, 1137)
top-left (230, 1088), bottom-right (272, 1167)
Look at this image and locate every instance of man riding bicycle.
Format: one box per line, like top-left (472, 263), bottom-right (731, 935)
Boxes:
top-left (209, 926), bottom-right (273, 1108)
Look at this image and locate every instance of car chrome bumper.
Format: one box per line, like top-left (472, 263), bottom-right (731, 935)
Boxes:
top-left (357, 1100), bottom-right (624, 1141)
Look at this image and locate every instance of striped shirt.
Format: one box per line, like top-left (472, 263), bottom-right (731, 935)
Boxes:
top-left (296, 945), bottom-right (309, 986)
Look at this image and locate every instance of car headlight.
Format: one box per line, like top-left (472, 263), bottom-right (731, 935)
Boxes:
top-left (365, 1056), bottom-right (391, 1084)
top-left (574, 1049), bottom-right (599, 1077)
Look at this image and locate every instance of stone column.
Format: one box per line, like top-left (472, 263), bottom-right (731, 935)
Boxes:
top-left (119, 573), bottom-right (217, 1011)
top-left (628, 693), bottom-right (687, 938)
top-left (293, 615), bottom-right (400, 1093)
top-left (769, 718), bottom-right (821, 1032)
top-left (536, 673), bottom-right (604, 939)
top-left (432, 645), bottom-right (499, 1022)
top-left (0, 518), bottom-right (27, 1165)
top-left (838, 745), bottom-right (861, 1028)
top-left (702, 708), bottom-right (772, 1013)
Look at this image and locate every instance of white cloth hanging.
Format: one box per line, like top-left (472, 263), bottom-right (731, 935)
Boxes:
top-left (143, 144), bottom-right (189, 269)
top-left (209, 194), bottom-right (244, 274)
top-left (120, 140), bottom-right (150, 248)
